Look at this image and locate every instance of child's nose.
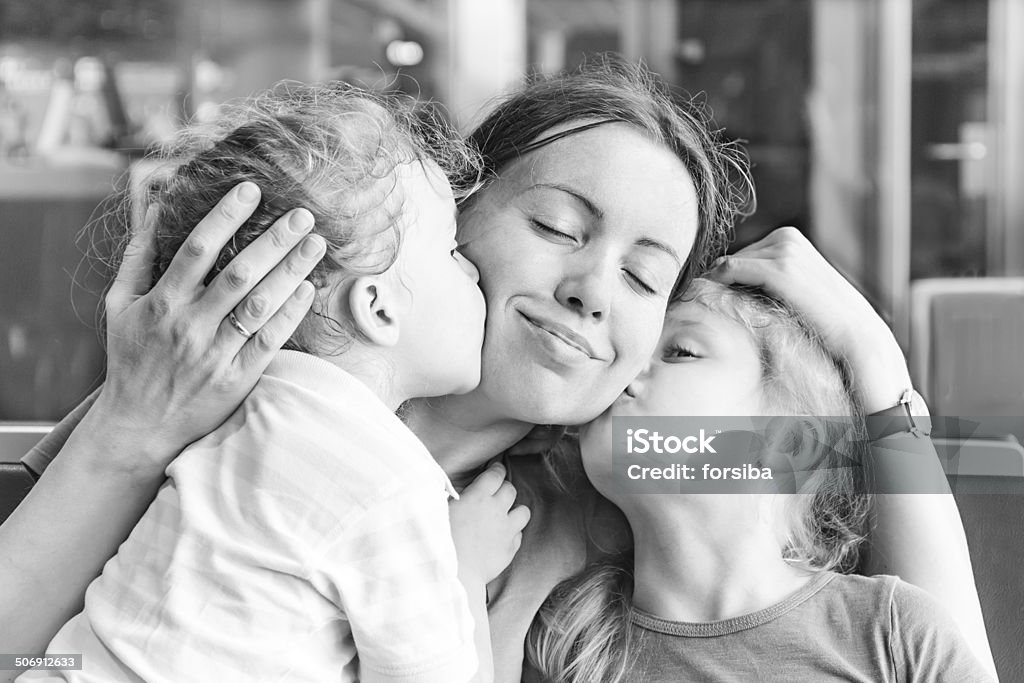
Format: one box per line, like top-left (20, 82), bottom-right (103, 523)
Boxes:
top-left (625, 359), bottom-right (655, 398)
top-left (456, 251), bottom-right (481, 283)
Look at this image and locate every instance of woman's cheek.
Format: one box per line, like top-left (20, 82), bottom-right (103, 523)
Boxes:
top-left (619, 305), bottom-right (666, 376)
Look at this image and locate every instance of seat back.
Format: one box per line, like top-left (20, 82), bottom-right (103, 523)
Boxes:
top-left (0, 424), bottom-right (50, 524)
top-left (0, 461), bottom-right (35, 525)
top-left (910, 278), bottom-right (1024, 419)
top-left (0, 424), bottom-right (52, 463)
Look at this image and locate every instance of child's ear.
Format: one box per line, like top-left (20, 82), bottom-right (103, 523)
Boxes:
top-left (761, 417), bottom-right (827, 490)
top-left (348, 275), bottom-right (402, 348)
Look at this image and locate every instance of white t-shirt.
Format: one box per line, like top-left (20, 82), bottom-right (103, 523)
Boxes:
top-left (23, 351), bottom-right (475, 683)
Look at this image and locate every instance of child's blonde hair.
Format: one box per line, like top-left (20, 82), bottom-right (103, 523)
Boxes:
top-left (128, 81), bottom-right (479, 355)
top-left (526, 278), bottom-right (871, 683)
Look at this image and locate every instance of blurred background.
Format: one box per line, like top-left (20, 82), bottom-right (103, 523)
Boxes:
top-left (0, 1), bottom-right (1022, 678)
top-left (0, 0), bottom-right (1021, 420)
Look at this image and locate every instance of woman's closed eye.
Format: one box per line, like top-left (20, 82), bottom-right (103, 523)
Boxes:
top-left (624, 269), bottom-right (657, 296)
top-left (531, 219), bottom-right (577, 243)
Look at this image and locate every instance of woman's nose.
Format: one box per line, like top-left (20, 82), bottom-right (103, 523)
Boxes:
top-left (554, 256), bottom-right (614, 321)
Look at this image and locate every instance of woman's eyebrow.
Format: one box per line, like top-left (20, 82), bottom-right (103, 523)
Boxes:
top-left (635, 236), bottom-right (681, 266)
top-left (530, 183), bottom-right (603, 218)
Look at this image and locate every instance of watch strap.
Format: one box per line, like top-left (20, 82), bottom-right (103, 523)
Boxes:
top-left (866, 389), bottom-right (932, 440)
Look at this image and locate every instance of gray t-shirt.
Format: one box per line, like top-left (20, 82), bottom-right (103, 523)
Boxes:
top-left (626, 571), bottom-right (992, 682)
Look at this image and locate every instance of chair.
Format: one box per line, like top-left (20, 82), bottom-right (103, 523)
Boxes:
top-left (0, 424), bottom-right (49, 525)
top-left (910, 277), bottom-right (1024, 421)
top-left (910, 277), bottom-right (1024, 682)
top-left (0, 462), bottom-right (35, 526)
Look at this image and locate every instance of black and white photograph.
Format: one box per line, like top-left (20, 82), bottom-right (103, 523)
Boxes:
top-left (0, 1), bottom-right (1021, 681)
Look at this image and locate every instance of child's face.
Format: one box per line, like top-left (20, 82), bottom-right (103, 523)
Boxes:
top-left (394, 160), bottom-right (486, 395)
top-left (580, 300), bottom-right (765, 492)
top-left (614, 300), bottom-right (764, 418)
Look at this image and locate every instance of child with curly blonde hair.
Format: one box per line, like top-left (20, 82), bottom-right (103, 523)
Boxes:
top-left (25, 83), bottom-right (526, 683)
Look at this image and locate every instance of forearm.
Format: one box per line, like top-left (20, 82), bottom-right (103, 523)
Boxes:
top-left (458, 576), bottom-right (494, 683)
top-left (0, 408), bottom-right (169, 657)
top-left (864, 437), bottom-right (997, 679)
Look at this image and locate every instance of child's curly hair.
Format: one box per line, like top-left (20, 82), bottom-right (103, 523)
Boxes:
top-left (129, 81), bottom-right (480, 355)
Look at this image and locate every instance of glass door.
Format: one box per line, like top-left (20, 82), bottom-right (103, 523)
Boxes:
top-left (910, 0), bottom-right (1024, 279)
top-left (910, 0), bottom-right (989, 278)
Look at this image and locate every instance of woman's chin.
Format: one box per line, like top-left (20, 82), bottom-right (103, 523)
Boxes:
top-left (486, 377), bottom-right (619, 427)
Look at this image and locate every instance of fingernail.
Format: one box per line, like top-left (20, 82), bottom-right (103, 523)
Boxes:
top-left (237, 182), bottom-right (259, 203)
top-left (296, 280), bottom-right (315, 299)
top-left (299, 235), bottom-right (324, 258)
top-left (289, 209), bottom-right (314, 233)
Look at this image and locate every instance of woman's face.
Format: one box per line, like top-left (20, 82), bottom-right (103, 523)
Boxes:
top-left (456, 123), bottom-right (699, 425)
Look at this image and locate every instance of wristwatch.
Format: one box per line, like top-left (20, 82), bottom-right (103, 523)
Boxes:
top-left (866, 389), bottom-right (932, 440)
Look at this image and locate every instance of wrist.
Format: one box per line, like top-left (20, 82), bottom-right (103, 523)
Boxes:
top-left (846, 327), bottom-right (914, 414)
top-left (77, 392), bottom-right (180, 480)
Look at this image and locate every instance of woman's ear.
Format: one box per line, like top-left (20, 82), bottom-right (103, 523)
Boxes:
top-left (348, 275), bottom-right (401, 348)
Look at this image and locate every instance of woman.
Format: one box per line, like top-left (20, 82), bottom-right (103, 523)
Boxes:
top-left (1, 60), bottom-right (994, 681)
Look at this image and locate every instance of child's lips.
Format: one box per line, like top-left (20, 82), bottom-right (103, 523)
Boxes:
top-left (609, 391), bottom-right (637, 415)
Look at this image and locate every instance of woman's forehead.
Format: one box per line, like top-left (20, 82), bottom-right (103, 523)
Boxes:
top-left (498, 124), bottom-right (697, 235)
top-left (518, 121), bottom-right (666, 168)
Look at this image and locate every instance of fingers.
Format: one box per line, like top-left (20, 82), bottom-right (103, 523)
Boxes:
top-left (215, 230), bottom-right (326, 347)
top-left (465, 461), bottom-right (508, 497)
top-left (705, 254), bottom-right (773, 287)
top-left (705, 226), bottom-right (808, 287)
top-left (203, 208), bottom-right (318, 322)
top-left (107, 205), bottom-right (159, 313)
top-left (233, 280), bottom-right (316, 372)
top-left (495, 480), bottom-right (518, 510)
top-left (159, 182), bottom-right (262, 296)
top-left (508, 504), bottom-right (531, 531)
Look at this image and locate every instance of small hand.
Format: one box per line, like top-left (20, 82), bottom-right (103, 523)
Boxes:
top-left (93, 182), bottom-right (326, 472)
top-left (706, 226), bottom-right (913, 412)
top-left (449, 462), bottom-right (531, 586)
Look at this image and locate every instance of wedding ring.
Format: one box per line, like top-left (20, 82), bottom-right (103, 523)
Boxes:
top-left (227, 310), bottom-right (255, 340)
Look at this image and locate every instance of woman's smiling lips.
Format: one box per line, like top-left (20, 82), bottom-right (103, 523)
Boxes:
top-left (516, 310), bottom-right (605, 362)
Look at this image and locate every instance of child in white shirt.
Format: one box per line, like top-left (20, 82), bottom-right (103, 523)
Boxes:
top-left (25, 83), bottom-right (524, 683)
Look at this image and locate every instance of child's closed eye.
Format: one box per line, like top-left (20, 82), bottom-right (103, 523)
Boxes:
top-left (665, 344), bottom-right (701, 360)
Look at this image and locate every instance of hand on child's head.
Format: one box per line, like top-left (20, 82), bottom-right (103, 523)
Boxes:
top-left (98, 185), bottom-right (322, 467)
top-left (448, 462), bottom-right (531, 586)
